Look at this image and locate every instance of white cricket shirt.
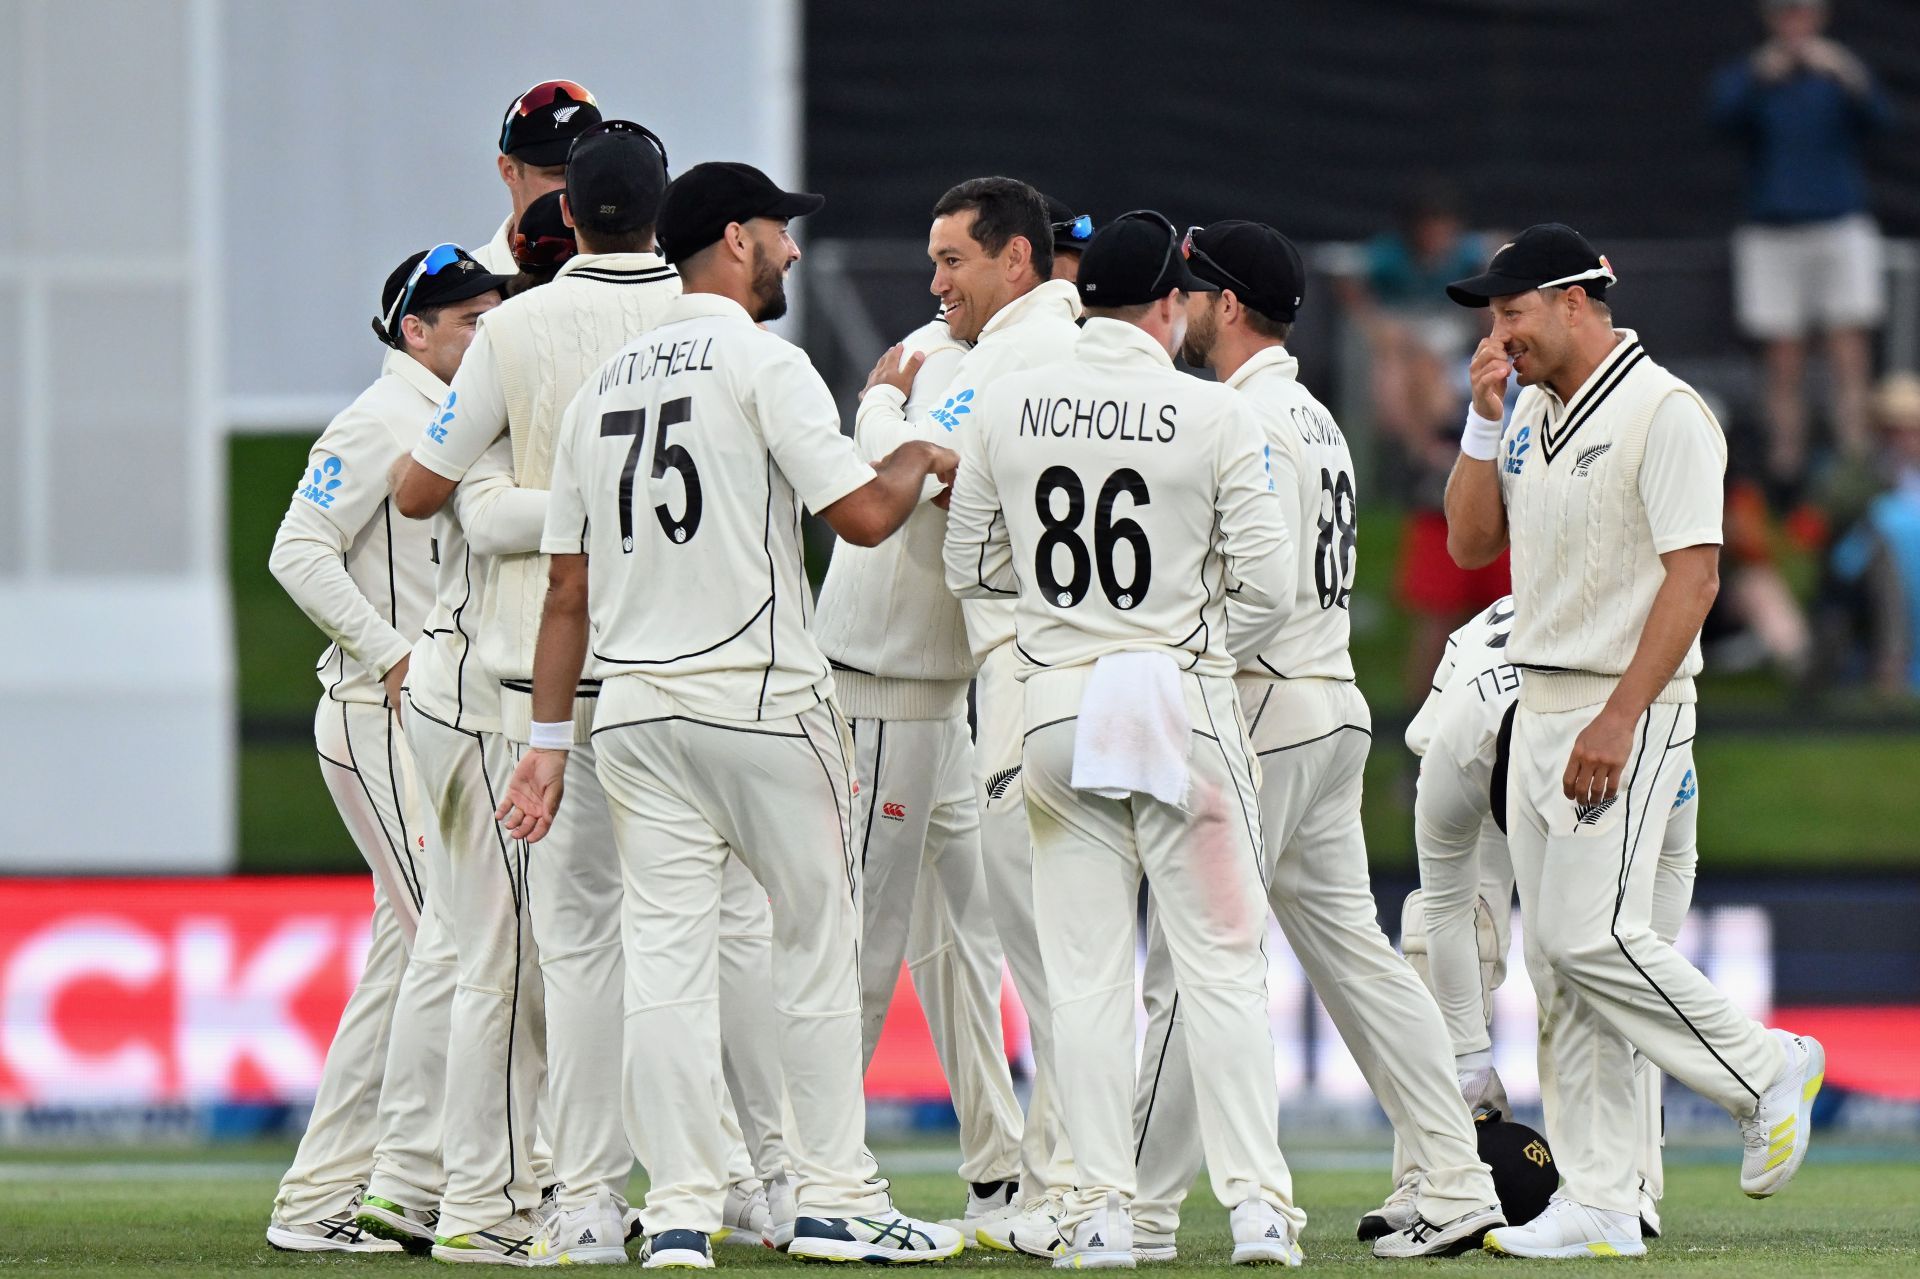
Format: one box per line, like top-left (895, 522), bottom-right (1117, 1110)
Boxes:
top-left (1405, 595), bottom-right (1519, 772)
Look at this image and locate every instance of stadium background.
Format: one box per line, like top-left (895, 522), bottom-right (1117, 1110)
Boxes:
top-left (2, 0), bottom-right (1916, 1145)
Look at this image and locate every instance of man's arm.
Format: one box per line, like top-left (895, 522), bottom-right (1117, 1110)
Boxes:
top-left (1225, 417), bottom-right (1301, 662)
top-left (819, 442), bottom-right (958, 547)
top-left (495, 553), bottom-right (588, 843)
top-left (942, 390), bottom-right (1016, 599)
top-left (454, 435), bottom-right (548, 557)
top-left (395, 327), bottom-right (511, 519)
top-left (1445, 337), bottom-right (1512, 569)
top-left (856, 340), bottom-right (976, 462)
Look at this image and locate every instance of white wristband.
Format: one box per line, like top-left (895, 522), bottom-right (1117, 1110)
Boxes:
top-left (1460, 406), bottom-right (1504, 461)
top-left (528, 719), bottom-right (574, 751)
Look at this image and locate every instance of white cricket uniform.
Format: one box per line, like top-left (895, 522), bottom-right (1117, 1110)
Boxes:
top-left (814, 317), bottom-right (1024, 1192)
top-left (473, 214), bottom-right (517, 276)
top-left (1400, 595), bottom-right (1698, 1210)
top-left (541, 290), bottom-right (887, 1233)
top-left (943, 318), bottom-right (1300, 1235)
top-left (266, 350), bottom-right (439, 1225)
top-left (412, 251), bottom-right (688, 1223)
top-left (1129, 344), bottom-right (1497, 1242)
top-left (1493, 329), bottom-right (1782, 1214)
top-left (852, 281), bottom-right (1086, 1201)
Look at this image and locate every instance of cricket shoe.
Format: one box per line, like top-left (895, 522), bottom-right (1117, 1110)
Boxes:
top-left (1356, 1170), bottom-right (1421, 1241)
top-left (1371, 1203), bottom-right (1504, 1258)
top-left (1483, 1197), bottom-right (1644, 1259)
top-left (716, 1181), bottom-right (771, 1247)
top-left (1133, 1240), bottom-right (1178, 1263)
top-left (1740, 1029), bottom-right (1826, 1198)
top-left (433, 1209), bottom-right (543, 1265)
top-left (976, 1194), bottom-right (1068, 1258)
top-left (1638, 1181), bottom-right (1661, 1239)
top-left (529, 1188), bottom-right (630, 1265)
top-left (642, 1229), bottom-right (713, 1269)
top-left (356, 1194), bottom-right (439, 1254)
top-left (1229, 1200), bottom-right (1302, 1266)
top-left (267, 1200), bottom-right (403, 1253)
top-left (938, 1179), bottom-right (1018, 1245)
top-left (1053, 1191), bottom-right (1133, 1269)
top-left (787, 1210), bottom-right (964, 1263)
top-left (762, 1173), bottom-right (797, 1251)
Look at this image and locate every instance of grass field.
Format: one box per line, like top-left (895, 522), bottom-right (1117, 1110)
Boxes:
top-left (4, 1142), bottom-right (1917, 1275)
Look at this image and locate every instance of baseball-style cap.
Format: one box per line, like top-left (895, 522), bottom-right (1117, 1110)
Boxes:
top-left (373, 244), bottom-right (509, 348)
top-left (1182, 220), bottom-right (1306, 322)
top-left (512, 190), bottom-right (578, 272)
top-left (1076, 210), bottom-right (1218, 307)
top-left (499, 79), bottom-right (602, 165)
top-left (564, 120), bottom-right (670, 234)
top-left (1446, 223), bottom-right (1615, 308)
top-left (1041, 191), bottom-right (1096, 254)
top-left (655, 161), bottom-right (826, 265)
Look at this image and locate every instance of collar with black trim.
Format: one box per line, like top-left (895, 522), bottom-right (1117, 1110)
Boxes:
top-left (1536, 328), bottom-right (1646, 464)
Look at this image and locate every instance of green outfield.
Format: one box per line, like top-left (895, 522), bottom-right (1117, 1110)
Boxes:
top-left (229, 434), bottom-right (1920, 874)
top-left (3, 1143), bottom-right (1917, 1275)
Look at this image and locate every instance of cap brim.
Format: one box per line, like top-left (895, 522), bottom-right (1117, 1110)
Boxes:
top-left (762, 190), bottom-right (826, 220)
top-left (426, 271), bottom-right (512, 306)
top-left (1170, 257), bottom-right (1221, 294)
top-left (509, 138), bottom-right (577, 166)
top-left (1445, 271), bottom-right (1541, 308)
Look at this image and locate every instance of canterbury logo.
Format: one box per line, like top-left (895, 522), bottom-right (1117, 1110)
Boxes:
top-left (985, 766), bottom-right (1021, 802)
top-left (1572, 443), bottom-right (1611, 476)
top-left (881, 802), bottom-right (906, 820)
top-left (1523, 1140), bottom-right (1551, 1167)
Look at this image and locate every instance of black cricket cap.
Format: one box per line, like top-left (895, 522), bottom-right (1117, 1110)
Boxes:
top-left (656, 161), bottom-right (825, 266)
top-left (1447, 223), bottom-right (1615, 308)
top-left (499, 79), bottom-right (602, 165)
top-left (564, 121), bottom-right (669, 236)
top-left (512, 190), bottom-right (577, 272)
top-left (373, 245), bottom-right (508, 348)
top-left (1041, 191), bottom-right (1095, 253)
top-left (1076, 210), bottom-right (1217, 308)
top-left (1185, 220), bottom-right (1306, 322)
top-left (1475, 1114), bottom-right (1558, 1228)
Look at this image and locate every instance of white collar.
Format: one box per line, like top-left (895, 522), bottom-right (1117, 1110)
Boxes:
top-left (1076, 317), bottom-right (1174, 369)
top-left (1222, 343), bottom-right (1299, 390)
top-left (978, 278), bottom-right (1083, 341)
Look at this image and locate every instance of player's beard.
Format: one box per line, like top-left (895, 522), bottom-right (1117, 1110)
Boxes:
top-left (749, 240), bottom-right (790, 323)
top-left (1179, 295), bottom-right (1216, 367)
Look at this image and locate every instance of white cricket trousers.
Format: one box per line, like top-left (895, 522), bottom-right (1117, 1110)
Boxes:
top-left (1023, 666), bottom-right (1299, 1235)
top-left (1407, 706), bottom-right (1699, 1205)
top-left (1509, 700), bottom-right (1782, 1214)
top-left (975, 643), bottom-right (1074, 1201)
top-left (851, 710), bottom-right (1024, 1187)
top-left (1132, 679), bottom-right (1493, 1240)
top-left (274, 699), bottom-right (427, 1224)
top-left (592, 683), bottom-right (890, 1234)
top-left (413, 709), bottom-right (550, 1235)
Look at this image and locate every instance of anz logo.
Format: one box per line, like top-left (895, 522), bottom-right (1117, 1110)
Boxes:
top-left (929, 387), bottom-right (974, 431)
top-left (298, 456), bottom-right (345, 510)
top-left (1673, 768), bottom-right (1698, 810)
top-left (1503, 424), bottom-right (1531, 476)
top-left (427, 391), bottom-right (457, 444)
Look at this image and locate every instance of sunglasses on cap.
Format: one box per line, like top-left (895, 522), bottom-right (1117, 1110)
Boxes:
top-left (500, 79), bottom-right (598, 151)
top-left (1052, 213), bottom-right (1094, 245)
top-left (1181, 225), bottom-right (1259, 302)
top-left (1537, 254), bottom-right (1617, 291)
top-left (569, 118), bottom-right (670, 170)
top-left (378, 243), bottom-right (464, 344)
top-left (513, 227), bottom-right (578, 270)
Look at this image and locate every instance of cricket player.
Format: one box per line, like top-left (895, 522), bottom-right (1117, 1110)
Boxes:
top-left (474, 79), bottom-right (602, 274)
top-left (496, 159), bottom-right (964, 1268)
top-left (1125, 220), bottom-right (1504, 1261)
top-left (265, 246), bottom-right (508, 1253)
top-left (1395, 594), bottom-right (1696, 1241)
top-left (815, 176), bottom-right (1082, 1237)
top-left (944, 210), bottom-right (1305, 1268)
top-left (1442, 224), bottom-right (1824, 1258)
top-left (1042, 192), bottom-right (1095, 283)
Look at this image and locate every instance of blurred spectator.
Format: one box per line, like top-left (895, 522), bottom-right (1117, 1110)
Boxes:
top-left (1710, 0), bottom-right (1893, 493)
top-left (1335, 178), bottom-right (1507, 701)
top-left (1823, 373), bottom-right (1920, 698)
top-left (504, 189), bottom-right (577, 296)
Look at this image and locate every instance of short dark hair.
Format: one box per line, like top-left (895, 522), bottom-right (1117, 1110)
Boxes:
top-left (931, 177), bottom-right (1053, 281)
top-left (1083, 302), bottom-right (1154, 323)
top-left (574, 224), bottom-right (655, 254)
top-left (1243, 309), bottom-right (1292, 343)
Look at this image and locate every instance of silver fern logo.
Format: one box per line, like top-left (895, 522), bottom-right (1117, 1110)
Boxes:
top-left (1572, 443), bottom-right (1611, 476)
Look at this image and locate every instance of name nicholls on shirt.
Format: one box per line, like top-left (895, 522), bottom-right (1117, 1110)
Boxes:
top-left (1018, 396), bottom-right (1179, 443)
top-left (597, 333), bottom-right (717, 392)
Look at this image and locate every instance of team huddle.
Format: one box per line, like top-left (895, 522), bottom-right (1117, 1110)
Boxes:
top-left (264, 79), bottom-right (1827, 1268)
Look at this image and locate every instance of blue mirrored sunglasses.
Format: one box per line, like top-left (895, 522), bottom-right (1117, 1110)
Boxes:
top-left (1053, 213), bottom-right (1094, 243)
top-left (382, 243), bottom-right (466, 336)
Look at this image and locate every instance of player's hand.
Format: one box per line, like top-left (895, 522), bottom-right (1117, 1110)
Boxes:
top-left (1468, 337), bottom-right (1512, 422)
top-left (924, 443), bottom-right (960, 492)
top-left (497, 748), bottom-right (568, 843)
top-left (863, 343), bottom-right (925, 399)
top-left (382, 654), bottom-right (410, 720)
top-left (1753, 38), bottom-right (1796, 82)
top-left (1563, 708), bottom-right (1635, 807)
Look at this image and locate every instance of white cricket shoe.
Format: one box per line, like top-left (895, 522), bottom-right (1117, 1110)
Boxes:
top-left (642, 1228), bottom-right (714, 1269)
top-left (762, 1173), bottom-right (797, 1251)
top-left (1371, 1202), bottom-right (1504, 1259)
top-left (267, 1199), bottom-right (403, 1253)
top-left (1637, 1181), bottom-right (1661, 1239)
top-left (1483, 1197), bottom-right (1645, 1259)
top-left (716, 1181), bottom-right (770, 1247)
top-left (1133, 1236), bottom-right (1178, 1263)
top-left (938, 1178), bottom-right (1018, 1246)
top-left (786, 1209), bottom-right (964, 1263)
top-left (433, 1208), bottom-right (544, 1265)
top-left (1229, 1200), bottom-right (1302, 1266)
top-left (529, 1187), bottom-right (629, 1265)
top-left (1054, 1191), bottom-right (1134, 1269)
top-left (1740, 1029), bottom-right (1825, 1198)
top-left (976, 1194), bottom-right (1068, 1258)
top-left (355, 1194), bottom-right (438, 1253)
top-left (1355, 1170), bottom-right (1421, 1241)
